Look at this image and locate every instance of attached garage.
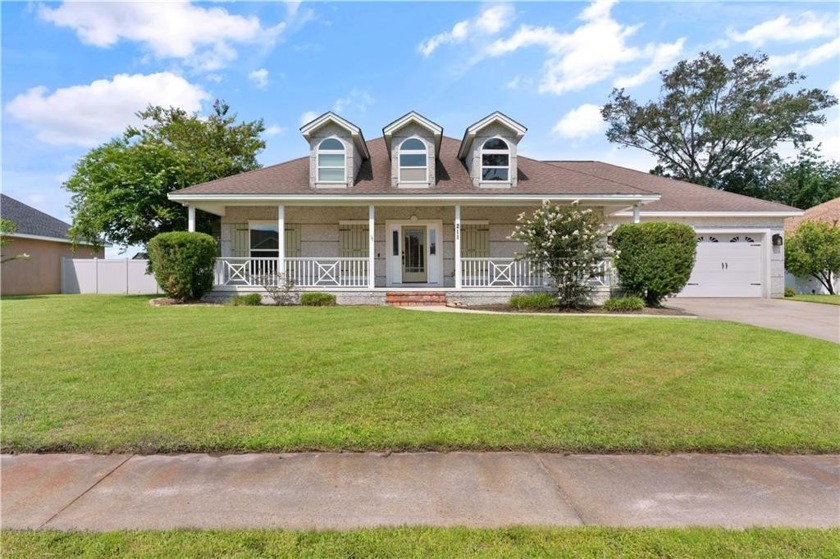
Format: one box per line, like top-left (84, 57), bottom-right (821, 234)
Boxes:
top-left (678, 233), bottom-right (765, 298)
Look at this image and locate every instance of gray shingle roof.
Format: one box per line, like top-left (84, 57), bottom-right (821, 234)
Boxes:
top-left (1, 194), bottom-right (72, 240)
top-left (173, 136), bottom-right (652, 197)
top-left (171, 136), bottom-right (800, 214)
top-left (546, 161), bottom-right (798, 213)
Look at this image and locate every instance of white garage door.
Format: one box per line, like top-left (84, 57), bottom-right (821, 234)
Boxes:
top-left (677, 234), bottom-right (763, 298)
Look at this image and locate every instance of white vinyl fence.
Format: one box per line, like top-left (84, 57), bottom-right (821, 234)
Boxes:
top-left (61, 258), bottom-right (161, 295)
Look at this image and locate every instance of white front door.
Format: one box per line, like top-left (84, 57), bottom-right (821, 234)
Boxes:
top-left (386, 220), bottom-right (443, 286)
top-left (678, 234), bottom-right (764, 297)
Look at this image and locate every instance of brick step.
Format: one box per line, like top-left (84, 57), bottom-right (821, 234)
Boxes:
top-left (385, 292), bottom-right (447, 306)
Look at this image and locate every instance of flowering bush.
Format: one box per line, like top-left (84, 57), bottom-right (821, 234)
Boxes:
top-left (509, 201), bottom-right (612, 308)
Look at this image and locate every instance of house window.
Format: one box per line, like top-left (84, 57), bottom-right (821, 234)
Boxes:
top-left (317, 138), bottom-right (346, 182)
top-left (481, 138), bottom-right (510, 181)
top-left (249, 223), bottom-right (301, 259)
top-left (399, 138), bottom-right (427, 183)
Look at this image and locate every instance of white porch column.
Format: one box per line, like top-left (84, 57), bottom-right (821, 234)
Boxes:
top-left (368, 205), bottom-right (375, 289)
top-left (633, 203), bottom-right (640, 224)
top-left (277, 205), bottom-right (285, 275)
top-left (455, 204), bottom-right (462, 289)
top-left (187, 205), bottom-right (196, 232)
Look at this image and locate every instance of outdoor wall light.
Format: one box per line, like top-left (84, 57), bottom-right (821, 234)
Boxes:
top-left (772, 234), bottom-right (783, 247)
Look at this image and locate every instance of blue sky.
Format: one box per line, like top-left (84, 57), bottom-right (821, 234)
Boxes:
top-left (3, 1), bottom-right (838, 256)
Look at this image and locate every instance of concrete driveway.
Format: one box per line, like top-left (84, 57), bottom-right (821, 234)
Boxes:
top-left (670, 298), bottom-right (839, 343)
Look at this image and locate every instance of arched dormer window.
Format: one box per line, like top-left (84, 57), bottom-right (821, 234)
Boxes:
top-left (317, 138), bottom-right (346, 182)
top-left (481, 138), bottom-right (510, 181)
top-left (399, 138), bottom-right (428, 183)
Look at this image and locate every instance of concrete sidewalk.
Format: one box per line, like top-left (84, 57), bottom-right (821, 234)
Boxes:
top-left (3, 453), bottom-right (838, 531)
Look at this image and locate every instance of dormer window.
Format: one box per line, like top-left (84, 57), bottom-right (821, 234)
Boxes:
top-left (481, 138), bottom-right (510, 181)
top-left (399, 138), bottom-right (428, 183)
top-left (317, 138), bottom-right (346, 182)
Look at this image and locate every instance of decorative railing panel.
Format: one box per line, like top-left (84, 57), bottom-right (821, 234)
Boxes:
top-left (461, 258), bottom-right (613, 288)
top-left (214, 257), bottom-right (369, 288)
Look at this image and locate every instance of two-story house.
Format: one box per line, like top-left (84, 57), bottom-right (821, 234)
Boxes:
top-left (168, 111), bottom-right (800, 304)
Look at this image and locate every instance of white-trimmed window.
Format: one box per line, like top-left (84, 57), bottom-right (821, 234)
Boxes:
top-left (317, 138), bottom-right (346, 182)
top-left (399, 138), bottom-right (428, 183)
top-left (481, 138), bottom-right (510, 181)
top-left (248, 222), bottom-right (300, 258)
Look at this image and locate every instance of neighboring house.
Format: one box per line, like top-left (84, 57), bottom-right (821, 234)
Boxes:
top-left (0, 194), bottom-right (102, 295)
top-left (168, 111), bottom-right (801, 304)
top-left (784, 197), bottom-right (840, 295)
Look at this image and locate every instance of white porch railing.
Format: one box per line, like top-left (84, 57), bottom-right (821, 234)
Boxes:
top-left (286, 257), bottom-right (369, 287)
top-left (214, 257), bottom-right (369, 288)
top-left (461, 258), bottom-right (613, 288)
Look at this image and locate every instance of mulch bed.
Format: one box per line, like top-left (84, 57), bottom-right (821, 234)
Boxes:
top-left (466, 304), bottom-right (690, 316)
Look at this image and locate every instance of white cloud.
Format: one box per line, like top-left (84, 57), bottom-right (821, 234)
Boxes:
top-left (38, 1), bottom-right (285, 71)
top-left (552, 104), bottom-right (606, 140)
top-left (418, 4), bottom-right (514, 57)
top-left (299, 111), bottom-right (319, 126)
top-left (614, 38), bottom-right (686, 88)
top-left (5, 72), bottom-right (209, 147)
top-left (830, 80), bottom-right (840, 97)
top-left (248, 68), bottom-right (269, 89)
top-left (769, 37), bottom-right (840, 70)
top-left (264, 125), bottom-right (285, 136)
top-left (333, 90), bottom-right (374, 114)
top-left (728, 12), bottom-right (838, 47)
top-left (485, 0), bottom-right (685, 94)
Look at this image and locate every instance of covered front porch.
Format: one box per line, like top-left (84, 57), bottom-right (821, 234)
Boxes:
top-left (182, 198), bottom-right (642, 301)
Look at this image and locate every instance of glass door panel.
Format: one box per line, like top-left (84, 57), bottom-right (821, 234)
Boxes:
top-left (402, 226), bottom-right (427, 283)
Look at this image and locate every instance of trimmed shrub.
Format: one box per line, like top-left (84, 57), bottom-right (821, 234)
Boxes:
top-left (300, 292), bottom-right (336, 306)
top-left (784, 287), bottom-right (797, 298)
top-left (510, 292), bottom-right (557, 310)
top-left (611, 222), bottom-right (697, 307)
top-left (602, 296), bottom-right (645, 313)
top-left (147, 232), bottom-right (217, 302)
top-left (230, 293), bottom-right (263, 306)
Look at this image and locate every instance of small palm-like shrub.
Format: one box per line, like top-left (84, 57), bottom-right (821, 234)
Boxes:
top-left (602, 296), bottom-right (645, 313)
top-left (784, 287), bottom-right (797, 298)
top-left (301, 292), bottom-right (336, 306)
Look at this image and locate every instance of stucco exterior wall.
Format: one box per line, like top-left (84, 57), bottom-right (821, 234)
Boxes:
top-left (1, 238), bottom-right (102, 295)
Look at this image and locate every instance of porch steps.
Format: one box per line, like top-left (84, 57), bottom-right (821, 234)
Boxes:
top-left (385, 291), bottom-right (447, 306)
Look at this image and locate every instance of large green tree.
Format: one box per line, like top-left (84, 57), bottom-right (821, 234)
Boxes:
top-left (602, 52), bottom-right (837, 189)
top-left (786, 220), bottom-right (840, 295)
top-left (65, 100), bottom-right (265, 248)
top-left (720, 148), bottom-right (840, 209)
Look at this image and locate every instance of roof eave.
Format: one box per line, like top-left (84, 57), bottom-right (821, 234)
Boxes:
top-left (613, 210), bottom-right (805, 218)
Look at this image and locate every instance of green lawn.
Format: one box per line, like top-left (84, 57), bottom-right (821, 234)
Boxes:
top-left (787, 294), bottom-right (840, 305)
top-left (2, 295), bottom-right (838, 453)
top-left (4, 528), bottom-right (839, 558)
